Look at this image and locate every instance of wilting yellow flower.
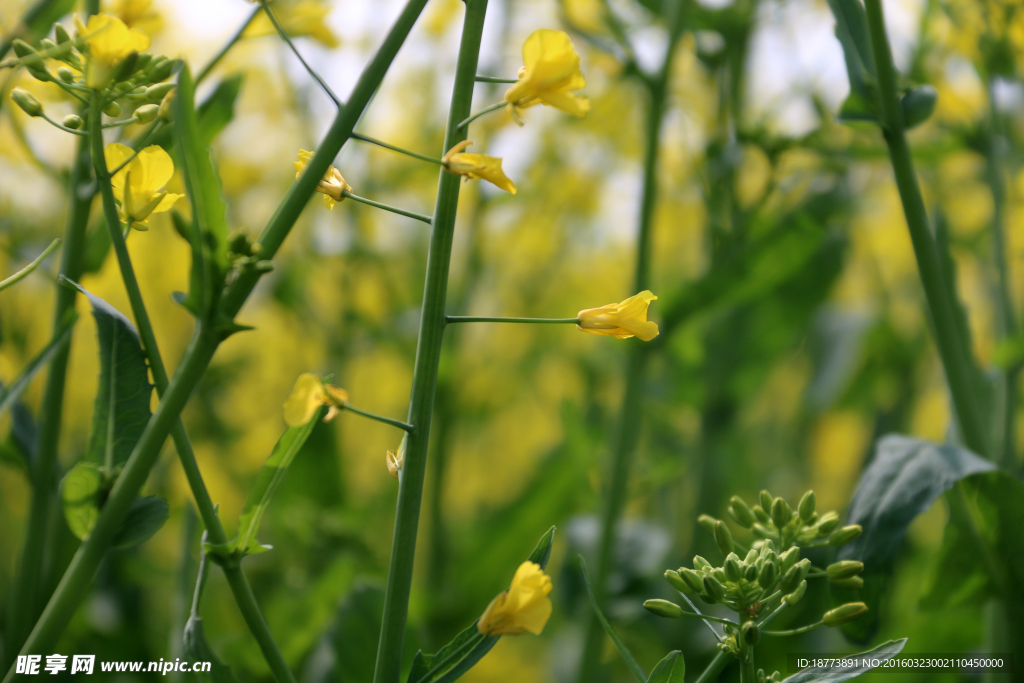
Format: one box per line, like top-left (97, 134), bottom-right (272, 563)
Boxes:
top-left (108, 0), bottom-right (163, 34)
top-left (577, 290), bottom-right (659, 341)
top-left (294, 149), bottom-right (351, 209)
top-left (103, 143), bottom-right (182, 226)
top-left (283, 373), bottom-right (350, 427)
top-left (441, 140), bottom-right (517, 194)
top-left (477, 562), bottom-right (553, 636)
top-left (244, 0), bottom-right (339, 48)
top-left (386, 450), bottom-right (402, 479)
top-left (504, 29), bottom-right (590, 122)
top-left (75, 13), bottom-right (149, 88)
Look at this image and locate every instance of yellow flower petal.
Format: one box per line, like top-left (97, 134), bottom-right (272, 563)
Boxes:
top-left (445, 152), bottom-right (517, 194)
top-left (244, 0), bottom-right (339, 48)
top-left (283, 373), bottom-right (327, 427)
top-left (577, 291), bottom-right (659, 341)
top-left (477, 562), bottom-right (553, 636)
top-left (104, 143), bottom-right (177, 223)
top-left (504, 29), bottom-right (588, 119)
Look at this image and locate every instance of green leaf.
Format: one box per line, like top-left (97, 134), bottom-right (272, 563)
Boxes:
top-left (230, 412), bottom-right (323, 556)
top-left (836, 91), bottom-right (879, 126)
top-left (647, 651), bottom-right (684, 683)
top-left (64, 280), bottom-right (152, 468)
top-left (782, 639), bottom-right (907, 682)
top-left (407, 527), bottom-right (556, 683)
top-left (825, 0), bottom-right (876, 99)
top-left (112, 496), bottom-right (169, 549)
top-left (0, 314), bottom-right (75, 422)
top-left (183, 616), bottom-right (237, 683)
top-left (197, 74), bottom-right (243, 148)
top-left (307, 583), bottom-right (385, 683)
top-left (579, 555), bottom-right (647, 683)
top-left (60, 461), bottom-right (104, 541)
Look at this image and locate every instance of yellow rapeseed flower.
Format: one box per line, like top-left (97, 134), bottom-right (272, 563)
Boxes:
top-left (244, 1), bottom-right (340, 48)
top-left (283, 373), bottom-right (350, 427)
top-left (477, 562), bottom-right (553, 637)
top-left (294, 149), bottom-right (351, 209)
top-left (109, 0), bottom-right (163, 34)
top-left (103, 143), bottom-right (182, 227)
top-left (504, 29), bottom-right (590, 122)
top-left (441, 140), bottom-right (517, 194)
top-left (75, 13), bottom-right (149, 89)
top-left (577, 290), bottom-right (659, 341)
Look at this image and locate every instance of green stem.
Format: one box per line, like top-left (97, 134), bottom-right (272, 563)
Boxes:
top-left (89, 94), bottom-right (297, 683)
top-left (259, 0), bottom-right (341, 105)
top-left (2, 3), bottom-right (430, 676)
top-left (196, 6), bottom-right (261, 85)
top-left (343, 404), bottom-right (414, 433)
top-left (762, 621), bottom-right (823, 637)
top-left (457, 100), bottom-right (504, 129)
top-left (0, 238), bottom-right (60, 292)
top-left (693, 651), bottom-right (734, 683)
top-left (40, 113), bottom-right (88, 136)
top-left (342, 189), bottom-right (432, 224)
top-left (675, 610), bottom-right (735, 625)
top-left (352, 132), bottom-right (445, 165)
top-left (445, 315), bottom-right (580, 324)
top-left (863, 0), bottom-right (989, 457)
top-left (372, 3), bottom-right (488, 681)
top-left (475, 75), bottom-right (516, 83)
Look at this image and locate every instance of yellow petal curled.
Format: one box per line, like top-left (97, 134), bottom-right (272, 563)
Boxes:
top-left (504, 29), bottom-right (590, 119)
top-left (294, 149), bottom-right (351, 209)
top-left (283, 373), bottom-right (350, 427)
top-left (477, 562), bottom-right (553, 636)
top-left (442, 141), bottom-right (517, 194)
top-left (577, 290), bottom-right (659, 341)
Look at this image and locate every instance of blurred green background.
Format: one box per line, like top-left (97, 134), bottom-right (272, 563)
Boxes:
top-left (1, 0), bottom-right (1020, 679)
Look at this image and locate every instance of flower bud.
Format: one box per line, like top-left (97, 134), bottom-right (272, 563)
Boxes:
top-left (771, 497), bottom-right (793, 529)
top-left (798, 491), bottom-right (816, 522)
top-left (54, 23), bottom-right (71, 45)
top-left (57, 67), bottom-right (76, 83)
top-left (780, 559), bottom-right (810, 594)
top-left (744, 563), bottom-right (759, 583)
top-left (158, 90), bottom-right (174, 121)
top-left (703, 575), bottom-right (726, 603)
top-left (62, 114), bottom-right (83, 129)
top-left (759, 490), bottom-right (773, 512)
top-left (147, 57), bottom-right (177, 83)
top-left (680, 568), bottom-right (705, 593)
top-left (827, 561), bottom-right (864, 580)
top-left (146, 82), bottom-right (176, 101)
top-left (783, 579), bottom-right (807, 605)
top-left (742, 621), bottom-right (760, 645)
top-left (698, 514), bottom-right (718, 538)
top-left (714, 520), bottom-right (734, 557)
top-left (103, 101), bottom-right (121, 117)
top-left (729, 496), bottom-right (756, 528)
top-left (779, 547), bottom-right (800, 572)
top-left (758, 560), bottom-right (777, 588)
top-left (40, 38), bottom-right (58, 52)
top-left (823, 602), bottom-right (868, 626)
top-left (830, 576), bottom-right (864, 590)
top-left (665, 569), bottom-right (693, 594)
top-left (816, 512), bottom-right (840, 536)
top-left (693, 555), bottom-right (712, 571)
top-left (13, 40), bottom-right (51, 81)
top-left (761, 539), bottom-right (777, 555)
top-left (829, 525), bottom-right (863, 546)
top-left (725, 554), bottom-right (743, 582)
top-left (644, 599), bottom-right (682, 619)
top-left (753, 505), bottom-right (770, 523)
top-left (10, 88), bottom-right (43, 117)
top-left (135, 104), bottom-right (159, 124)
top-left (135, 53), bottom-right (153, 71)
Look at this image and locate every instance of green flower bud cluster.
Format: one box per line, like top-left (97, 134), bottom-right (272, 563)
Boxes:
top-left (725, 490), bottom-right (862, 551)
top-left (756, 670), bottom-right (782, 683)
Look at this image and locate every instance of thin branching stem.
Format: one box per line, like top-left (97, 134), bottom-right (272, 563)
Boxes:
top-left (344, 405), bottom-right (414, 433)
top-left (458, 100), bottom-right (504, 129)
top-left (259, 0), bottom-right (341, 106)
top-left (475, 75), bottom-right (516, 83)
top-left (762, 620), bottom-right (824, 637)
top-left (446, 315), bottom-right (580, 324)
top-left (196, 5), bottom-right (261, 84)
top-left (0, 238), bottom-right (61, 292)
top-left (352, 131), bottom-right (445, 165)
top-left (341, 189), bottom-right (432, 223)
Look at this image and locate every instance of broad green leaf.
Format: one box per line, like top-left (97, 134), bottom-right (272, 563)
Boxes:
top-left (647, 651), bottom-right (684, 683)
top-left (579, 555), bottom-right (646, 683)
top-left (306, 583), bottom-right (385, 683)
top-left (183, 616), bottom-right (236, 683)
top-left (0, 314), bottom-right (75, 422)
top-left (836, 91), bottom-right (879, 126)
top-left (231, 411), bottom-right (323, 556)
top-left (407, 527), bottom-right (556, 683)
top-left (60, 461), bottom-right (104, 541)
top-left (197, 74), bottom-right (243, 148)
top-left (782, 639), bottom-right (907, 682)
top-left (112, 496), bottom-right (169, 549)
top-left (64, 280), bottom-right (152, 468)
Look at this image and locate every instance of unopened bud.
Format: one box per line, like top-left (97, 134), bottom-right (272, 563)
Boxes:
top-left (827, 561), bottom-right (864, 580)
top-left (54, 24), bottom-right (71, 45)
top-left (103, 101), bottom-right (121, 117)
top-left (135, 53), bottom-right (153, 71)
top-left (664, 570), bottom-right (691, 594)
top-left (744, 563), bottom-right (759, 583)
top-left (111, 51), bottom-right (139, 83)
top-left (759, 490), bottom-right (773, 512)
top-left (10, 88), bottom-right (42, 117)
top-left (62, 114), bottom-right (83, 129)
top-left (680, 567), bottom-right (705, 593)
top-left (831, 576), bottom-right (864, 590)
top-left (146, 82), bottom-right (176, 101)
top-left (742, 621), bottom-right (760, 645)
top-left (816, 512), bottom-right (840, 536)
top-left (783, 579), bottom-right (807, 605)
top-left (40, 38), bottom-right (58, 52)
top-left (753, 505), bottom-right (770, 523)
top-left (798, 491), bottom-right (816, 522)
top-left (147, 57), bottom-right (177, 83)
top-left (703, 575), bottom-right (726, 603)
top-left (135, 104), bottom-right (159, 123)
top-left (725, 554), bottom-right (742, 582)
top-left (823, 602), bottom-right (868, 626)
top-left (779, 547), bottom-right (800, 572)
top-left (158, 90), bottom-right (174, 121)
top-left (771, 497), bottom-right (793, 529)
top-left (758, 560), bottom-right (777, 588)
top-left (714, 520), bottom-right (734, 557)
top-left (643, 599), bottom-right (682, 619)
top-left (829, 525), bottom-right (863, 546)
top-left (57, 67), bottom-right (75, 83)
top-left (693, 555), bottom-right (712, 571)
top-left (745, 548), bottom-right (759, 564)
top-left (729, 496), bottom-right (756, 528)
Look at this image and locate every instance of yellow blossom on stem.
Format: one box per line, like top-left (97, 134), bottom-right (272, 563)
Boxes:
top-left (441, 140), bottom-right (517, 194)
top-left (103, 143), bottom-right (182, 227)
top-left (283, 373), bottom-right (350, 427)
top-left (504, 29), bottom-right (590, 122)
top-left (477, 562), bottom-right (553, 636)
top-left (109, 0), bottom-right (163, 34)
top-left (577, 290), bottom-right (659, 341)
top-left (74, 13), bottom-right (149, 89)
top-left (294, 149), bottom-right (351, 209)
top-left (244, 0), bottom-right (340, 48)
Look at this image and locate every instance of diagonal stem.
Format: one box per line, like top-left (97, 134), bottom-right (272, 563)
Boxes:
top-left (0, 238), bottom-right (60, 292)
top-left (259, 0), bottom-right (341, 106)
top-left (196, 6), bottom-right (261, 85)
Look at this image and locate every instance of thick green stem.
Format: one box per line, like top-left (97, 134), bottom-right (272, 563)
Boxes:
top-left (372, 3), bottom-right (487, 681)
top-left (863, 0), bottom-right (989, 457)
top-left (3, 3), bottom-right (429, 676)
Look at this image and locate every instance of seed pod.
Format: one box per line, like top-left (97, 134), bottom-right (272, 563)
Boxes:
top-left (771, 497), bottom-right (793, 528)
top-left (714, 520), bottom-right (734, 557)
top-left (823, 602), bottom-right (868, 626)
top-left (693, 555), bottom-right (712, 571)
top-left (759, 490), bottom-right (773, 512)
top-left (753, 505), bottom-right (770, 523)
top-left (758, 560), bottom-right (777, 588)
top-left (703, 575), bottom-right (726, 603)
top-left (680, 568), bottom-right (706, 593)
top-left (779, 547), bottom-right (800, 572)
top-left (798, 491), bottom-right (816, 522)
top-left (10, 88), bottom-right (43, 117)
top-left (783, 579), bottom-right (807, 605)
top-left (827, 561), bottom-right (864, 580)
top-left (729, 496), bottom-right (756, 528)
top-left (698, 514), bottom-right (718, 538)
top-left (744, 563), bottom-right (759, 583)
top-left (665, 570), bottom-right (693, 594)
top-left (816, 512), bottom-right (840, 536)
top-left (146, 82), bottom-right (176, 101)
top-left (725, 554), bottom-right (743, 582)
top-left (829, 525), bottom-right (863, 546)
top-left (830, 576), bottom-right (864, 589)
top-left (62, 114), bottom-right (83, 129)
top-left (54, 23), bottom-right (71, 44)
top-left (742, 621), bottom-right (760, 645)
top-left (644, 599), bottom-right (683, 619)
top-left (135, 104), bottom-right (159, 124)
